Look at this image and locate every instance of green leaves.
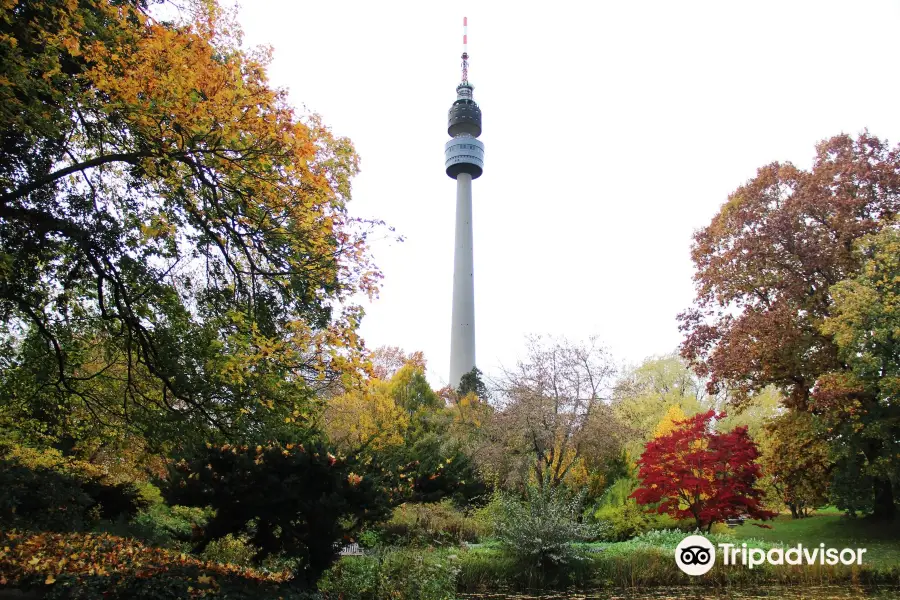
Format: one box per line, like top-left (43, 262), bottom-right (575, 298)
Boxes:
top-left (166, 440), bottom-right (394, 587)
top-left (0, 0), bottom-right (379, 450)
top-left (494, 484), bottom-right (597, 568)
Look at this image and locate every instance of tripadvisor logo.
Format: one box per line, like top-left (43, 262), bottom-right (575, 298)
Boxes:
top-left (675, 535), bottom-right (716, 575)
top-left (675, 534), bottom-right (867, 576)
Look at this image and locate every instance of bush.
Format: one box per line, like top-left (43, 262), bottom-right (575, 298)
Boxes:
top-left (0, 461), bottom-right (95, 532)
top-left (378, 500), bottom-right (485, 546)
top-left (123, 503), bottom-right (213, 548)
top-left (134, 481), bottom-right (165, 507)
top-left (356, 529), bottom-right (383, 549)
top-left (166, 441), bottom-right (394, 587)
top-left (466, 491), bottom-right (504, 539)
top-left (589, 476), bottom-right (679, 541)
top-left (494, 484), bottom-right (598, 569)
top-left (593, 501), bottom-right (659, 541)
top-left (0, 458), bottom-right (146, 533)
top-left (318, 548), bottom-right (458, 600)
top-left (200, 534), bottom-right (259, 567)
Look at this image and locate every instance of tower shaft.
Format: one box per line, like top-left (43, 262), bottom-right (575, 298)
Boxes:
top-left (445, 17), bottom-right (483, 389)
top-left (449, 173), bottom-right (475, 387)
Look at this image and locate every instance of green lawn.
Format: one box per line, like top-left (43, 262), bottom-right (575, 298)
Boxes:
top-left (456, 513), bottom-right (900, 591)
top-left (732, 512), bottom-right (900, 569)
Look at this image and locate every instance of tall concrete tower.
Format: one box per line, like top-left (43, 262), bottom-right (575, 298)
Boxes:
top-left (445, 17), bottom-right (484, 388)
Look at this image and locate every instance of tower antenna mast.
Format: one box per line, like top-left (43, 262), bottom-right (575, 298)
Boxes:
top-left (461, 16), bottom-right (469, 83)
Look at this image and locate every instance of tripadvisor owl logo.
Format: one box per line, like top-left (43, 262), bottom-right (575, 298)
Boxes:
top-left (675, 534), bottom-right (716, 575)
top-left (675, 533), bottom-right (869, 576)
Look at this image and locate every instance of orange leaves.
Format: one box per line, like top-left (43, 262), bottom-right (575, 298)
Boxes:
top-left (680, 133), bottom-right (900, 413)
top-left (1, 0), bottom-right (381, 444)
top-left (0, 530), bottom-right (289, 589)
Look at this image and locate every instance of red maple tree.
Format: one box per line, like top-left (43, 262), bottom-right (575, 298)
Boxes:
top-left (630, 410), bottom-right (775, 531)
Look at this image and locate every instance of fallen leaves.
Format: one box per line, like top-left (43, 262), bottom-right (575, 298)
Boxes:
top-left (0, 531), bottom-right (291, 591)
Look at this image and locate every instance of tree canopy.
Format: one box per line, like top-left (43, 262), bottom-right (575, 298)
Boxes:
top-left (679, 132), bottom-right (900, 518)
top-left (0, 0), bottom-right (378, 451)
top-left (632, 410), bottom-right (775, 531)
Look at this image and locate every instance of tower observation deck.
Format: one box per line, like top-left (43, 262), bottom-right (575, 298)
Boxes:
top-left (446, 17), bottom-right (483, 388)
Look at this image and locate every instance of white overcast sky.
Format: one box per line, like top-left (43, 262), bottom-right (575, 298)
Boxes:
top-left (233, 0), bottom-right (900, 388)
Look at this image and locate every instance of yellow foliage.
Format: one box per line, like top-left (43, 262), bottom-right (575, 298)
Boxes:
top-left (1, 444), bottom-right (105, 480)
top-left (652, 404), bottom-right (688, 439)
top-left (525, 439), bottom-right (588, 490)
top-left (325, 378), bottom-right (409, 451)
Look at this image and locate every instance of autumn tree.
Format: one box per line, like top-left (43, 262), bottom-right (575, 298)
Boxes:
top-left (714, 386), bottom-right (781, 441)
top-left (631, 410), bottom-right (775, 531)
top-left (491, 336), bottom-right (622, 491)
top-left (679, 133), bottom-right (900, 519)
top-left (325, 355), bottom-right (486, 505)
top-left (325, 353), bottom-right (443, 453)
top-left (759, 412), bottom-right (831, 518)
top-left (652, 404), bottom-right (688, 439)
top-left (323, 377), bottom-right (409, 452)
top-left (370, 346), bottom-right (426, 381)
top-left (0, 1), bottom-right (379, 449)
top-left (611, 353), bottom-right (708, 454)
top-left (816, 223), bottom-right (900, 516)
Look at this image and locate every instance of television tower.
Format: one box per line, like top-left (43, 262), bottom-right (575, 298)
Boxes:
top-left (445, 17), bottom-right (484, 388)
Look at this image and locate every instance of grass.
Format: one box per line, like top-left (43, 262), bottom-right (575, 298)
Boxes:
top-left (731, 511), bottom-right (900, 569)
top-left (456, 513), bottom-right (900, 592)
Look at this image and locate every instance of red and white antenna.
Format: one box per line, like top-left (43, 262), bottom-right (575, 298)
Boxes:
top-left (463, 16), bottom-right (468, 53)
top-left (461, 16), bottom-right (469, 83)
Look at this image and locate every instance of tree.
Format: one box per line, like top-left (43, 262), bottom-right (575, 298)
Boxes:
top-left (679, 133), bottom-right (900, 519)
top-left (324, 377), bottom-right (410, 452)
top-left (631, 410), bottom-right (775, 531)
top-left (370, 346), bottom-right (426, 381)
top-left (0, 442), bottom-right (147, 532)
top-left (652, 404), bottom-right (688, 439)
top-left (0, 0), bottom-right (378, 448)
top-left (457, 366), bottom-right (489, 401)
top-left (817, 223), bottom-right (900, 516)
top-left (389, 363), bottom-right (443, 418)
top-left (491, 336), bottom-right (621, 490)
top-left (167, 441), bottom-right (394, 588)
top-left (759, 412), bottom-right (830, 518)
top-left (325, 354), bottom-right (487, 505)
top-left (611, 353), bottom-right (708, 454)
top-left (714, 386), bottom-right (782, 440)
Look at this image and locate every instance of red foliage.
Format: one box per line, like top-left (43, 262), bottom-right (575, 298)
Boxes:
top-left (630, 410), bottom-right (775, 531)
top-left (678, 133), bottom-right (900, 410)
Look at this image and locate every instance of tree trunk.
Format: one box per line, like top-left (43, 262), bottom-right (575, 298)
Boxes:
top-left (789, 503), bottom-right (799, 519)
top-left (871, 477), bottom-right (896, 521)
top-left (862, 436), bottom-right (895, 521)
